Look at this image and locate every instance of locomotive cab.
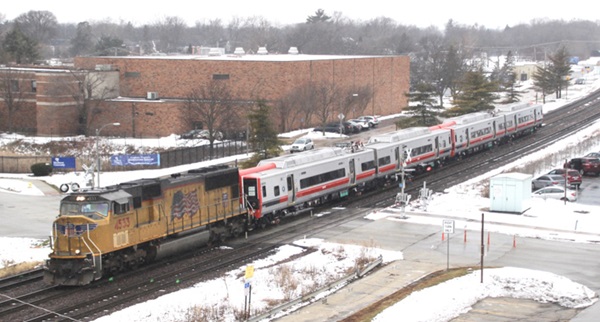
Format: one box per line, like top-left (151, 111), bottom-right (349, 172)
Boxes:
top-left (44, 191), bottom-right (133, 286)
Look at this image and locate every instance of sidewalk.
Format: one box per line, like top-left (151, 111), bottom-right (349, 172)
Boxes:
top-left (29, 179), bottom-right (61, 196)
top-left (276, 261), bottom-right (443, 322)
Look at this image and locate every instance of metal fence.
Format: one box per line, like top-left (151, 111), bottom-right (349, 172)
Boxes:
top-left (157, 140), bottom-right (248, 169)
top-left (0, 156), bottom-right (51, 173)
top-left (0, 141), bottom-right (249, 174)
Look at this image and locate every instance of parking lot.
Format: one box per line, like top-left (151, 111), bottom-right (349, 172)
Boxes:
top-left (575, 174), bottom-right (600, 206)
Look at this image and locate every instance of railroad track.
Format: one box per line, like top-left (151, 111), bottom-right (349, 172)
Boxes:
top-left (4, 90), bottom-right (600, 321)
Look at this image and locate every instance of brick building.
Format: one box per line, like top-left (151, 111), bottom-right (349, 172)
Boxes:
top-left (1, 53), bottom-right (410, 137)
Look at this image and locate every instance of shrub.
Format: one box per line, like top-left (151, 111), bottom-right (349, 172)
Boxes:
top-left (31, 163), bottom-right (52, 176)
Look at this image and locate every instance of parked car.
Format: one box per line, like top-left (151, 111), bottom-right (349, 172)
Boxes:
top-left (358, 115), bottom-right (380, 127)
top-left (584, 152), bottom-right (600, 158)
top-left (179, 129), bottom-right (223, 140)
top-left (546, 168), bottom-right (582, 187)
top-left (565, 157), bottom-right (600, 176)
top-left (290, 138), bottom-right (314, 153)
top-left (531, 174), bottom-right (566, 191)
top-left (349, 118), bottom-right (370, 130)
top-left (532, 186), bottom-right (577, 202)
top-left (313, 123), bottom-right (345, 134)
top-left (343, 121), bottom-right (362, 134)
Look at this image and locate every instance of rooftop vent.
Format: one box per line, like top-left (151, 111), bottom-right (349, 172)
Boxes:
top-left (257, 47), bottom-right (268, 55)
top-left (288, 47), bottom-right (299, 55)
top-left (233, 47), bottom-right (245, 55)
top-left (146, 92), bottom-right (159, 100)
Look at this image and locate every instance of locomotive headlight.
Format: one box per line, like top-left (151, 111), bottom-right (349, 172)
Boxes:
top-left (75, 249), bottom-right (81, 255)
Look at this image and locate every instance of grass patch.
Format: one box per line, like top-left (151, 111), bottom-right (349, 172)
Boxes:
top-left (339, 266), bottom-right (479, 322)
top-left (0, 261), bottom-right (43, 278)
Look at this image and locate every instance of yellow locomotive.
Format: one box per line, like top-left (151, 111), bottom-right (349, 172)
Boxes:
top-left (44, 165), bottom-right (249, 286)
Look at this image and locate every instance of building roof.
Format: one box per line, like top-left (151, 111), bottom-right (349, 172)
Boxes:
top-left (96, 53), bottom-right (389, 62)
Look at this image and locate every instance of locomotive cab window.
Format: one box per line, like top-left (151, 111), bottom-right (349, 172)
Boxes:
top-left (114, 200), bottom-right (130, 214)
top-left (60, 202), bottom-right (109, 218)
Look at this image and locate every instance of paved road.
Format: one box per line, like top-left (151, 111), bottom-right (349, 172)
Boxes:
top-left (277, 207), bottom-right (600, 321)
top-left (0, 180), bottom-right (61, 239)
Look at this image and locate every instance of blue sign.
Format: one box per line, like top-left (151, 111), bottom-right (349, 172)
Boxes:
top-left (111, 154), bottom-right (160, 166)
top-left (52, 156), bottom-right (76, 169)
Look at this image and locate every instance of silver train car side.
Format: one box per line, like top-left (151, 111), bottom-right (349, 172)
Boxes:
top-left (241, 103), bottom-right (542, 220)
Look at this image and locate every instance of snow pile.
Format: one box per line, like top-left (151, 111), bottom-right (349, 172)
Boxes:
top-left (0, 237), bottom-right (49, 269)
top-left (93, 238), bottom-right (402, 322)
top-left (373, 267), bottom-right (598, 322)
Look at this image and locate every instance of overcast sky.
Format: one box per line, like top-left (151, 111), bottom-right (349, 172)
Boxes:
top-left (2, 1), bottom-right (597, 30)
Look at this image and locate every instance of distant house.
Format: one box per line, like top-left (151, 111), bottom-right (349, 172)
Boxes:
top-left (512, 61), bottom-right (540, 82)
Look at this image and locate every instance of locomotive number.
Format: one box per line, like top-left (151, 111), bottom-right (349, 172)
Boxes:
top-left (114, 217), bottom-right (131, 230)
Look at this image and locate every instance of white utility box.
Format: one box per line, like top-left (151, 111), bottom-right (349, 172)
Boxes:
top-left (490, 173), bottom-right (532, 213)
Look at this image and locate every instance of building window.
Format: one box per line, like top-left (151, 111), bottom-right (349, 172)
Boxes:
top-left (125, 72), bottom-right (140, 78)
top-left (10, 80), bottom-right (19, 92)
top-left (213, 74), bottom-right (230, 80)
top-left (31, 80), bottom-right (36, 92)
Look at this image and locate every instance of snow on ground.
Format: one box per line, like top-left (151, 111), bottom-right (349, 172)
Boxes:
top-left (373, 267), bottom-right (597, 322)
top-left (1, 60), bottom-right (600, 321)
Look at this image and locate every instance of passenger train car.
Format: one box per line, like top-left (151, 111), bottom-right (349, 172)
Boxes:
top-left (45, 102), bottom-right (542, 286)
top-left (240, 102), bottom-right (543, 220)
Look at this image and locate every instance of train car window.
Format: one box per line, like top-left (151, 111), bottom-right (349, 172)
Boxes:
top-left (378, 156), bottom-right (391, 166)
top-left (361, 161), bottom-right (376, 171)
top-left (274, 186), bottom-right (280, 196)
top-left (287, 177), bottom-right (292, 190)
top-left (246, 185), bottom-right (256, 197)
top-left (299, 168), bottom-right (346, 189)
top-left (262, 185), bottom-right (267, 198)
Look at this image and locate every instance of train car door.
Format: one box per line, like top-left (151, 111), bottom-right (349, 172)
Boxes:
top-left (349, 160), bottom-right (356, 185)
top-left (286, 174), bottom-right (296, 203)
top-left (243, 177), bottom-right (261, 217)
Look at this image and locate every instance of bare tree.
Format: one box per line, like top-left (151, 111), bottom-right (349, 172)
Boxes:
top-left (185, 80), bottom-right (235, 149)
top-left (339, 85), bottom-right (372, 119)
top-left (0, 68), bottom-right (26, 132)
top-left (154, 16), bottom-right (187, 53)
top-left (14, 10), bottom-right (58, 44)
top-left (47, 70), bottom-right (119, 135)
top-left (313, 82), bottom-right (339, 131)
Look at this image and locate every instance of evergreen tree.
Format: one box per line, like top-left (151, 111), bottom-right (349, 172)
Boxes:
top-left (247, 100), bottom-right (282, 160)
top-left (70, 22), bottom-right (94, 56)
top-left (501, 72), bottom-right (524, 104)
top-left (401, 82), bottom-right (442, 127)
top-left (306, 9), bottom-right (331, 23)
top-left (547, 46), bottom-right (572, 99)
top-left (532, 65), bottom-right (555, 104)
top-left (95, 35), bottom-right (126, 56)
top-left (2, 25), bottom-right (39, 64)
top-left (445, 67), bottom-right (498, 116)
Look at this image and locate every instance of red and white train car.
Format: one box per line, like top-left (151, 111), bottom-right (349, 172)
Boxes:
top-left (240, 102), bottom-right (543, 222)
top-left (241, 148), bottom-right (376, 221)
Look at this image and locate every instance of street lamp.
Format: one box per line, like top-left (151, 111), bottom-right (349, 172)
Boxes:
top-left (352, 93), bottom-right (358, 118)
top-left (96, 122), bottom-right (120, 188)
